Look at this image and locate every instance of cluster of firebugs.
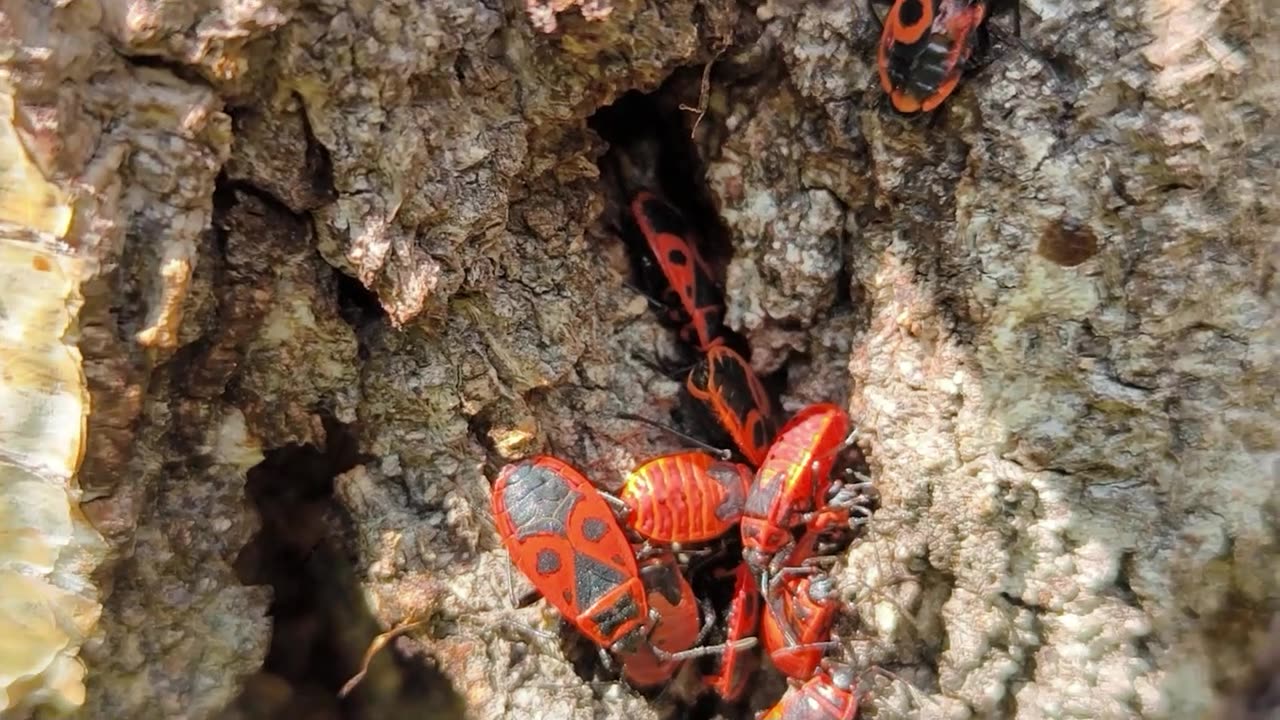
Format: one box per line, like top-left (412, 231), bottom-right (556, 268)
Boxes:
top-left (492, 182), bottom-right (873, 716)
top-left (491, 1), bottom-right (1021, 717)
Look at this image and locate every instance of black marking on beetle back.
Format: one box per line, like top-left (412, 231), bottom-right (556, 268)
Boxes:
top-left (581, 516), bottom-right (609, 542)
top-left (707, 463), bottom-right (748, 522)
top-left (503, 464), bottom-right (582, 541)
top-left (899, 0), bottom-right (925, 26)
top-left (536, 548), bottom-right (562, 575)
top-left (639, 194), bottom-right (692, 238)
top-left (711, 352), bottom-right (769, 425)
top-left (641, 560), bottom-right (684, 606)
top-left (573, 550), bottom-right (625, 610)
top-left (744, 472), bottom-right (785, 516)
top-left (751, 420), bottom-right (772, 455)
top-left (893, 38), bottom-right (955, 95)
top-left (692, 272), bottom-right (722, 311)
top-left (668, 248), bottom-right (688, 266)
top-left (591, 590), bottom-right (641, 640)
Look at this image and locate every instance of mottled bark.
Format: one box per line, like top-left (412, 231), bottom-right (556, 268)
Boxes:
top-left (0, 0), bottom-right (1275, 718)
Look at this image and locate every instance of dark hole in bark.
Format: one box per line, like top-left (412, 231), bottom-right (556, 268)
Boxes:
top-left (231, 417), bottom-right (463, 719)
top-left (334, 268), bottom-right (386, 361)
top-left (590, 89), bottom-right (749, 360)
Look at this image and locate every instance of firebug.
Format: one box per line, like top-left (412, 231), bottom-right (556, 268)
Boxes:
top-left (618, 550), bottom-right (707, 687)
top-left (871, 0), bottom-right (1018, 114)
top-left (758, 664), bottom-right (860, 720)
top-left (684, 345), bottom-right (778, 467)
top-left (620, 451), bottom-right (752, 546)
top-left (492, 457), bottom-right (652, 654)
top-left (494, 457), bottom-right (757, 675)
top-left (740, 403), bottom-right (851, 586)
top-left (704, 563), bottom-right (762, 702)
top-left (762, 572), bottom-right (842, 679)
top-left (624, 190), bottom-right (726, 351)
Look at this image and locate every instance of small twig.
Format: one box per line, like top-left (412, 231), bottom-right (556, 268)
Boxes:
top-left (678, 49), bottom-right (725, 137)
top-left (338, 616), bottom-right (429, 698)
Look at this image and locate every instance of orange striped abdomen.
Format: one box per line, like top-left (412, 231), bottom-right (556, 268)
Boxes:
top-left (621, 451), bottom-right (751, 544)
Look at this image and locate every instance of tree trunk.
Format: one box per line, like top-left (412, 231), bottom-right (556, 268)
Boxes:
top-left (1, 0), bottom-right (1276, 718)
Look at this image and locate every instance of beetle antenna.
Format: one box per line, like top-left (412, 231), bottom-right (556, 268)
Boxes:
top-left (614, 413), bottom-right (733, 460)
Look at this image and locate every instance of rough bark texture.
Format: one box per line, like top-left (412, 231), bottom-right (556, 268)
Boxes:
top-left (1, 0), bottom-right (1277, 718)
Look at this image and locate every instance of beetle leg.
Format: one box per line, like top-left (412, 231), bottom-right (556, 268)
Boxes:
top-left (642, 607), bottom-right (663, 642)
top-left (767, 538), bottom-right (797, 592)
top-left (598, 489), bottom-right (631, 519)
top-left (597, 646), bottom-right (617, 673)
top-left (655, 636), bottom-right (758, 662)
top-left (506, 561), bottom-right (542, 608)
top-left (769, 640), bottom-right (840, 659)
top-left (764, 583), bottom-right (803, 648)
top-left (696, 595), bottom-right (717, 644)
top-left (629, 349), bottom-right (684, 378)
top-left (633, 541), bottom-right (666, 562)
top-left (800, 506), bottom-right (849, 534)
top-left (777, 564), bottom-right (821, 580)
top-left (849, 505), bottom-right (874, 528)
top-left (833, 471), bottom-right (876, 497)
top-left (824, 484), bottom-right (874, 516)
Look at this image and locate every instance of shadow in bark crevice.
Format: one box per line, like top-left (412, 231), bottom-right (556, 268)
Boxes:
top-left (231, 417), bottom-right (464, 720)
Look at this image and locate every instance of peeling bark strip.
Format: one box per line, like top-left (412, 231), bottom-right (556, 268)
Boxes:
top-left (0, 105), bottom-right (106, 714)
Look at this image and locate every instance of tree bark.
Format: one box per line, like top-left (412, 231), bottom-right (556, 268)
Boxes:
top-left (0, 0), bottom-right (1276, 718)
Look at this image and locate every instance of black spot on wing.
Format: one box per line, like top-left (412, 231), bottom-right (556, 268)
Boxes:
top-left (667, 248), bottom-right (688, 266)
top-left (536, 548), bottom-right (562, 575)
top-left (581, 516), bottom-right (609, 542)
top-left (574, 550), bottom-right (625, 610)
top-left (898, 0), bottom-right (925, 26)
